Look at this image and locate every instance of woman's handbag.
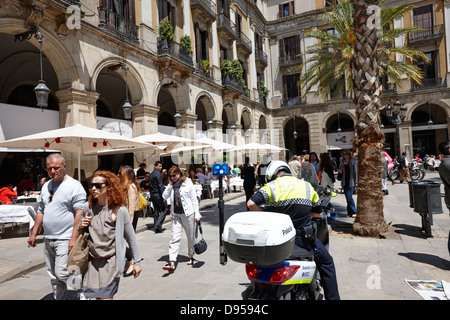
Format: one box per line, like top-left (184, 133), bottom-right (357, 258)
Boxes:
top-left (139, 192), bottom-right (148, 211)
top-left (67, 229), bottom-right (90, 276)
top-left (194, 221), bottom-right (207, 255)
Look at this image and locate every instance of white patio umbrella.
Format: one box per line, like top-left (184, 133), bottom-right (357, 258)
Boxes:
top-left (230, 142), bottom-right (285, 152)
top-left (0, 124), bottom-right (152, 180)
top-left (160, 136), bottom-right (235, 156)
top-left (134, 132), bottom-right (198, 152)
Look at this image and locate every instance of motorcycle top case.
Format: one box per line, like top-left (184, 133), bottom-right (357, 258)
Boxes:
top-left (222, 211), bottom-right (296, 265)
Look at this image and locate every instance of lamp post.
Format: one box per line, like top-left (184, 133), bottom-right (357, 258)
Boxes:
top-left (122, 64), bottom-right (132, 120)
top-left (293, 115), bottom-right (297, 139)
top-left (108, 62), bottom-right (132, 120)
top-left (386, 99), bottom-right (407, 157)
top-left (32, 30), bottom-right (50, 110)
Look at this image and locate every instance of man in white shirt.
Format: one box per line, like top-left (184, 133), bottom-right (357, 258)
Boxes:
top-left (28, 153), bottom-right (86, 300)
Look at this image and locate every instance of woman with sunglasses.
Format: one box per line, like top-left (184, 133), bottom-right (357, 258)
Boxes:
top-left (162, 166), bottom-right (201, 271)
top-left (79, 171), bottom-right (142, 300)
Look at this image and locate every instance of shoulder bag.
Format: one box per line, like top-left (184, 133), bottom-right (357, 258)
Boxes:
top-left (67, 205), bottom-right (91, 276)
top-left (194, 221), bottom-right (207, 255)
top-left (67, 228), bottom-right (90, 276)
top-left (139, 192), bottom-right (148, 211)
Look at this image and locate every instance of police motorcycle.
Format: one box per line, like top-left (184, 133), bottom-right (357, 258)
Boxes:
top-left (222, 161), bottom-right (336, 300)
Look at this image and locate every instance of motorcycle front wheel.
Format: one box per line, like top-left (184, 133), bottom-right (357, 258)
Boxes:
top-left (410, 169), bottom-right (421, 181)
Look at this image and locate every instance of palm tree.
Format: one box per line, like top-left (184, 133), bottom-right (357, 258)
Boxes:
top-left (299, 0), bottom-right (429, 237)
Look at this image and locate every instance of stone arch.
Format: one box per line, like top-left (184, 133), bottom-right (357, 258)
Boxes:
top-left (91, 57), bottom-right (145, 105)
top-left (0, 20), bottom-right (79, 91)
top-left (155, 77), bottom-right (190, 114)
top-left (407, 100), bottom-right (450, 121)
top-left (194, 91), bottom-right (216, 119)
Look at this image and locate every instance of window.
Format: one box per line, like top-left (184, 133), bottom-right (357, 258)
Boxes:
top-left (280, 36), bottom-right (300, 58)
top-left (325, 0), bottom-right (339, 7)
top-left (278, 1), bottom-right (294, 18)
top-left (158, 0), bottom-right (175, 24)
top-left (417, 51), bottom-right (436, 80)
top-left (195, 23), bottom-right (209, 62)
top-left (220, 46), bottom-right (229, 63)
top-left (413, 5), bottom-right (433, 29)
top-left (283, 74), bottom-right (300, 99)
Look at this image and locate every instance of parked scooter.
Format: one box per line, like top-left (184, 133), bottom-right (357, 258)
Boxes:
top-left (222, 163), bottom-right (337, 300)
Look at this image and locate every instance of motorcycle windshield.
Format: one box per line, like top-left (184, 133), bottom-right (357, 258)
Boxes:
top-left (300, 162), bottom-right (319, 189)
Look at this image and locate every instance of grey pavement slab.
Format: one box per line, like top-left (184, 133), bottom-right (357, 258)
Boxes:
top-left (0, 172), bottom-right (448, 300)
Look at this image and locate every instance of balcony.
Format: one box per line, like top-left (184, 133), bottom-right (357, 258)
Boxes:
top-left (281, 96), bottom-right (304, 107)
top-left (194, 61), bottom-right (214, 82)
top-left (98, 6), bottom-right (138, 43)
top-left (236, 32), bottom-right (252, 56)
top-left (412, 77), bottom-right (443, 91)
top-left (407, 24), bottom-right (444, 46)
top-left (191, 0), bottom-right (216, 22)
top-left (381, 82), bottom-right (397, 95)
top-left (279, 54), bottom-right (302, 69)
top-left (217, 14), bottom-right (237, 42)
top-left (255, 49), bottom-right (268, 70)
top-left (222, 74), bottom-right (247, 97)
top-left (157, 39), bottom-right (195, 72)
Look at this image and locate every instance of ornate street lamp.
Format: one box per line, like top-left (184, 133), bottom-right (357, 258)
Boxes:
top-left (122, 64), bottom-right (132, 120)
top-left (427, 102), bottom-right (434, 128)
top-left (174, 111), bottom-right (182, 127)
top-left (33, 30), bottom-right (50, 111)
top-left (293, 115), bottom-right (297, 139)
top-left (386, 99), bottom-right (407, 156)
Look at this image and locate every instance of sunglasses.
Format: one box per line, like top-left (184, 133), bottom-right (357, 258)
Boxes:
top-left (48, 189), bottom-right (54, 203)
top-left (169, 174), bottom-right (178, 178)
top-left (88, 182), bottom-right (107, 189)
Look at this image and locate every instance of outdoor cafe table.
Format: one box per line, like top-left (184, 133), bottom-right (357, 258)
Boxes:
top-left (192, 183), bottom-right (203, 198)
top-left (208, 179), bottom-right (229, 198)
top-left (0, 203), bottom-right (37, 237)
top-left (229, 177), bottom-right (244, 190)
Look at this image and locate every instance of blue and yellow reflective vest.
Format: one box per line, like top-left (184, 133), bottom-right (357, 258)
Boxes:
top-left (252, 173), bottom-right (320, 229)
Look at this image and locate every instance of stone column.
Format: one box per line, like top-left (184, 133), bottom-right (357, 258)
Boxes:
top-left (54, 88), bottom-right (99, 180)
top-left (132, 104), bottom-right (160, 167)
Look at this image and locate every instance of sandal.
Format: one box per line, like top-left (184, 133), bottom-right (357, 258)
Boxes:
top-left (163, 263), bottom-right (175, 271)
top-left (187, 258), bottom-right (194, 265)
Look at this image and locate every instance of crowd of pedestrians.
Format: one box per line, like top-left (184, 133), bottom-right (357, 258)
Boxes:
top-left (15, 143), bottom-right (450, 300)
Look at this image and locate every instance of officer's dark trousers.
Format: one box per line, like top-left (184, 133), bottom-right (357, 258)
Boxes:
top-left (295, 236), bottom-right (340, 300)
top-left (151, 193), bottom-right (167, 231)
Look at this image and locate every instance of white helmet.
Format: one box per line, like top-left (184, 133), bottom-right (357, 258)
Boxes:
top-left (266, 160), bottom-right (291, 182)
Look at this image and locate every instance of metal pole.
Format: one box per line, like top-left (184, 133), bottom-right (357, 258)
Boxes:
top-left (218, 178), bottom-right (227, 265)
top-left (395, 121), bottom-right (400, 157)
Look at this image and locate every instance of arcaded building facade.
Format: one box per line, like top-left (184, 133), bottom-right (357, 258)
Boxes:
top-left (0, 0), bottom-right (449, 184)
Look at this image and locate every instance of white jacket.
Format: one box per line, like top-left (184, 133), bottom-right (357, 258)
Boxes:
top-left (162, 179), bottom-right (201, 219)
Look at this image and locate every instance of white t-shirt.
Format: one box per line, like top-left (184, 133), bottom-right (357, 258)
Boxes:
top-left (38, 176), bottom-right (87, 240)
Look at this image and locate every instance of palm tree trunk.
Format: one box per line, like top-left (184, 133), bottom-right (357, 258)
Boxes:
top-left (351, 0), bottom-right (387, 237)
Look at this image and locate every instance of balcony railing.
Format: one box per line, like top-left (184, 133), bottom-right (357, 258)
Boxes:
top-left (412, 77), bottom-right (443, 91)
top-left (381, 82), bottom-right (397, 94)
top-left (236, 32), bottom-right (252, 55)
top-left (255, 49), bottom-right (268, 69)
top-left (217, 14), bottom-right (237, 41)
top-left (407, 24), bottom-right (444, 44)
top-left (281, 96), bottom-right (303, 107)
top-left (222, 74), bottom-right (247, 95)
top-left (195, 61), bottom-right (214, 80)
top-left (157, 39), bottom-right (194, 67)
top-left (98, 6), bottom-right (138, 42)
top-left (279, 54), bottom-right (302, 68)
top-left (190, 0), bottom-right (216, 21)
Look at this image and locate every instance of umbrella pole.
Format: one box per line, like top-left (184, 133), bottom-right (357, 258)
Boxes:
top-left (78, 142), bottom-right (81, 181)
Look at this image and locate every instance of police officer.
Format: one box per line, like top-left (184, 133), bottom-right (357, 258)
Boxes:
top-left (247, 160), bottom-right (340, 300)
